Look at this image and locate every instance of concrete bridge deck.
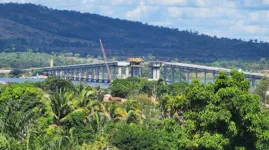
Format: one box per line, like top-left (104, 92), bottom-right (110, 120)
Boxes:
top-left (38, 61), bottom-right (265, 87)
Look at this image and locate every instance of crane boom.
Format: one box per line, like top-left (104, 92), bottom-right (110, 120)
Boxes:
top-left (99, 40), bottom-right (112, 82)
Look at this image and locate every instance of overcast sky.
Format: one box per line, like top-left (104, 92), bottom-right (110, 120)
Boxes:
top-left (1, 0), bottom-right (269, 42)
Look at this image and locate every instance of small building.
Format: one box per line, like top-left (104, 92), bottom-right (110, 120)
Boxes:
top-left (264, 70), bottom-right (269, 74)
top-left (103, 94), bottom-right (126, 103)
top-left (103, 94), bottom-right (112, 102)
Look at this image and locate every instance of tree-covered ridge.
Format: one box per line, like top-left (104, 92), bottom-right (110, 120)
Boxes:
top-left (0, 52), bottom-right (101, 69)
top-left (1, 72), bottom-right (269, 149)
top-left (0, 3), bottom-right (269, 62)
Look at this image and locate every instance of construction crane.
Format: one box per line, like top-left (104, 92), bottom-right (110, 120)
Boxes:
top-left (99, 39), bottom-right (112, 82)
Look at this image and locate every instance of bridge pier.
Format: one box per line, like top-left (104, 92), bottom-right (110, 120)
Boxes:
top-left (95, 66), bottom-right (100, 82)
top-left (150, 62), bottom-right (161, 81)
top-left (204, 71), bottom-right (207, 84)
top-left (213, 72), bottom-right (216, 81)
top-left (179, 68), bottom-right (182, 82)
top-left (131, 67), bottom-right (140, 77)
top-left (101, 67), bottom-right (105, 82)
top-left (251, 77), bottom-right (256, 88)
top-left (91, 67), bottom-right (95, 82)
top-left (118, 67), bottom-right (122, 78)
top-left (163, 66), bottom-right (167, 82)
top-left (171, 67), bottom-right (175, 83)
top-left (125, 67), bottom-right (129, 77)
top-left (186, 69), bottom-right (190, 84)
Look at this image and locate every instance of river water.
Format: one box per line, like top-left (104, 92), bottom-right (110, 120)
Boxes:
top-left (0, 78), bottom-right (109, 89)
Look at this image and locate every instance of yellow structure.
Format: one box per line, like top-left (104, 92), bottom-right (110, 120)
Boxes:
top-left (127, 57), bottom-right (143, 63)
top-left (50, 59), bottom-right (54, 67)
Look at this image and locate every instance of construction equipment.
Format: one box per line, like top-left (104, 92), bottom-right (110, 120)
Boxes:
top-left (127, 57), bottom-right (143, 63)
top-left (99, 40), bottom-right (112, 82)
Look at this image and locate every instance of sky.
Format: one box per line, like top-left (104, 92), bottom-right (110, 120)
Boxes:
top-left (1, 0), bottom-right (269, 42)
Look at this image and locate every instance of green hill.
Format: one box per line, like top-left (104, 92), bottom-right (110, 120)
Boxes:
top-left (0, 3), bottom-right (268, 62)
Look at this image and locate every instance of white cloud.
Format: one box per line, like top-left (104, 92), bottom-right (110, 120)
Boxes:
top-left (125, 1), bottom-right (159, 20)
top-left (147, 0), bottom-right (187, 6)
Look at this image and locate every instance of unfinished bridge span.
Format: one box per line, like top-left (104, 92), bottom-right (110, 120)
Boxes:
top-left (41, 61), bottom-right (265, 87)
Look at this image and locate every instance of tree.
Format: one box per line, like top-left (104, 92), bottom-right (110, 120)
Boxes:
top-left (9, 69), bottom-right (24, 78)
top-left (0, 83), bottom-right (53, 148)
top-left (42, 76), bottom-right (74, 92)
top-left (177, 71), bottom-right (269, 149)
top-left (109, 123), bottom-right (179, 150)
top-left (74, 53), bottom-right (80, 58)
top-left (32, 69), bottom-right (44, 76)
top-left (255, 76), bottom-right (269, 104)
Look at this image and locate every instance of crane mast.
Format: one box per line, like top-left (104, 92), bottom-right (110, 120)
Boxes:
top-left (99, 40), bottom-right (112, 82)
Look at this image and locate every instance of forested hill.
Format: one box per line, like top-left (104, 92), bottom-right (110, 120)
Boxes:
top-left (0, 3), bottom-right (268, 62)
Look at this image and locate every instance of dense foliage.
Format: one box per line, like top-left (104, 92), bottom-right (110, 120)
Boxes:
top-left (209, 58), bottom-right (269, 72)
top-left (0, 71), bottom-right (269, 149)
top-left (0, 52), bottom-right (98, 69)
top-left (0, 3), bottom-right (269, 62)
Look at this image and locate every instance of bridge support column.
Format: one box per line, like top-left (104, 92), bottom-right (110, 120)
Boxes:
top-left (96, 67), bottom-right (100, 82)
top-left (54, 70), bottom-right (57, 77)
top-left (125, 67), bottom-right (129, 77)
top-left (131, 67), bottom-right (140, 77)
top-left (251, 78), bottom-right (256, 88)
top-left (77, 68), bottom-right (80, 80)
top-left (101, 67), bottom-right (105, 82)
top-left (195, 69), bottom-right (198, 79)
top-left (213, 72), bottom-right (216, 81)
top-left (150, 62), bottom-right (161, 81)
top-left (83, 68), bottom-right (87, 81)
top-left (60, 70), bottom-right (63, 79)
top-left (64, 70), bottom-right (67, 79)
top-left (171, 67), bottom-right (175, 83)
top-left (204, 71), bottom-right (207, 84)
top-left (152, 67), bottom-right (160, 80)
top-left (187, 70), bottom-right (190, 84)
top-left (112, 67), bottom-right (116, 80)
top-left (107, 68), bottom-right (111, 83)
top-left (85, 68), bottom-right (89, 81)
top-left (72, 69), bottom-right (75, 80)
top-left (118, 67), bottom-right (122, 78)
top-left (58, 70), bottom-right (61, 78)
top-left (179, 68), bottom-right (182, 82)
top-left (163, 66), bottom-right (167, 83)
top-left (91, 67), bottom-right (95, 82)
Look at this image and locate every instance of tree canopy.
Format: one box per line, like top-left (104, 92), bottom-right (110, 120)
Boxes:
top-left (0, 71), bottom-right (269, 149)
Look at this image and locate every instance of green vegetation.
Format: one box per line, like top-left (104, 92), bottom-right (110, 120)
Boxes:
top-left (1, 71), bottom-right (269, 149)
top-left (209, 58), bottom-right (269, 72)
top-left (254, 76), bottom-right (269, 104)
top-left (0, 52), bottom-right (99, 69)
top-left (0, 3), bottom-right (269, 62)
top-left (8, 69), bottom-right (24, 78)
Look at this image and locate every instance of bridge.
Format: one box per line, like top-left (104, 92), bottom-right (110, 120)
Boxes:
top-left (41, 61), bottom-right (265, 87)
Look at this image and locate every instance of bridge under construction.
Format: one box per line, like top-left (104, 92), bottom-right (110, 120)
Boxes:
top-left (41, 61), bottom-right (265, 88)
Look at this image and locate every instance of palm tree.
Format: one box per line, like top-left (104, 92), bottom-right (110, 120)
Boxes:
top-left (0, 95), bottom-right (45, 140)
top-left (49, 88), bottom-right (74, 125)
top-left (124, 100), bottom-right (143, 124)
top-left (159, 94), bottom-right (187, 119)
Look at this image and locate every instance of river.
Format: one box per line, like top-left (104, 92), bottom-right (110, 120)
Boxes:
top-left (0, 78), bottom-right (109, 89)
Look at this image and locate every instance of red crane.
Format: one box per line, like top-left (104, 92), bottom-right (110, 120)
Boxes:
top-left (99, 40), bottom-right (112, 82)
